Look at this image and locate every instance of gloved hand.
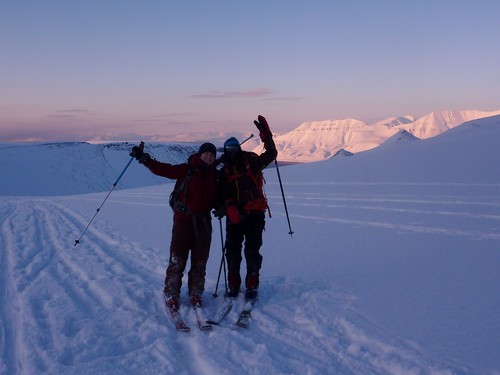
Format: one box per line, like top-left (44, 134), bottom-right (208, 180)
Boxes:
top-left (254, 115), bottom-right (272, 142)
top-left (130, 142), bottom-right (151, 164)
top-left (226, 205), bottom-right (241, 225)
top-left (212, 206), bottom-right (225, 219)
top-left (130, 145), bottom-right (144, 159)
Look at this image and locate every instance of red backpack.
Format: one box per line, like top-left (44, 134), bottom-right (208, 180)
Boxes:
top-left (224, 152), bottom-right (271, 217)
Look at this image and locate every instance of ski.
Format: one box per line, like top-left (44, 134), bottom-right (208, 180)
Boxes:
top-left (193, 304), bottom-right (213, 331)
top-left (207, 297), bottom-right (234, 325)
top-left (235, 301), bottom-right (254, 329)
top-left (163, 295), bottom-right (191, 332)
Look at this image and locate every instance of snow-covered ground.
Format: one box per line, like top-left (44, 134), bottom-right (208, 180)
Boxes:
top-left (1, 115), bottom-right (499, 374)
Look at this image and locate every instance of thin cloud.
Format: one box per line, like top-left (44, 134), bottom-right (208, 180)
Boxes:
top-left (47, 114), bottom-right (80, 118)
top-left (190, 88), bottom-right (272, 99)
top-left (166, 112), bottom-right (200, 117)
top-left (265, 96), bottom-right (302, 101)
top-left (56, 109), bottom-right (90, 113)
top-left (47, 109), bottom-right (92, 118)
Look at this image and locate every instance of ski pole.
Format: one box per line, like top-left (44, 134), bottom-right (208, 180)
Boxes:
top-left (239, 133), bottom-right (254, 145)
top-left (213, 217), bottom-right (227, 298)
top-left (74, 141), bottom-right (144, 246)
top-left (274, 158), bottom-right (294, 237)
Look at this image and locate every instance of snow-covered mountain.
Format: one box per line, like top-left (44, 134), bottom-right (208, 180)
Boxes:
top-left (0, 142), bottom-right (199, 196)
top-left (402, 109), bottom-right (500, 139)
top-left (260, 109), bottom-right (500, 162)
top-left (270, 118), bottom-right (386, 162)
top-left (377, 129), bottom-right (420, 149)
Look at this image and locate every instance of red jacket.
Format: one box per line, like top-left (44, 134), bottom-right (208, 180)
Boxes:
top-left (144, 154), bottom-right (217, 222)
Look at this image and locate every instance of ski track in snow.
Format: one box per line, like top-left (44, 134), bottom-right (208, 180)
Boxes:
top-left (269, 184), bottom-right (500, 241)
top-left (0, 194), bottom-right (474, 375)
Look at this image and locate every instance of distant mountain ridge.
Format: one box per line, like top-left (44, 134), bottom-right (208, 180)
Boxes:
top-left (1, 112), bottom-right (499, 196)
top-left (257, 109), bottom-right (500, 162)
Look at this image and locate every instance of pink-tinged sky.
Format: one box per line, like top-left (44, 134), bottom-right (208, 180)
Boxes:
top-left (1, 0), bottom-right (499, 142)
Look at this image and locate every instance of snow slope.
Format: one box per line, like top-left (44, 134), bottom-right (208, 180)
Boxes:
top-left (0, 142), bottom-right (198, 196)
top-left (1, 115), bottom-right (500, 374)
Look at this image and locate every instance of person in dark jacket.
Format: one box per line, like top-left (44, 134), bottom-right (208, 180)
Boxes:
top-left (131, 142), bottom-right (218, 311)
top-left (215, 115), bottom-right (277, 302)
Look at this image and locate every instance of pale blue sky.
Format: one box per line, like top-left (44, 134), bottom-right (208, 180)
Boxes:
top-left (1, 0), bottom-right (499, 142)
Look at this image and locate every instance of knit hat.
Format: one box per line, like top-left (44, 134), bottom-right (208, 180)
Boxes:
top-left (223, 137), bottom-right (241, 151)
top-left (223, 137), bottom-right (241, 159)
top-left (198, 142), bottom-right (217, 156)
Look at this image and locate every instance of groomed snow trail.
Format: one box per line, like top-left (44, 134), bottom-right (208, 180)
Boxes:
top-left (0, 196), bottom-right (465, 375)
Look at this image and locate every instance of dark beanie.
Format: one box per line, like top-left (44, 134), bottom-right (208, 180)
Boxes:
top-left (198, 142), bottom-right (217, 156)
top-left (223, 137), bottom-right (241, 150)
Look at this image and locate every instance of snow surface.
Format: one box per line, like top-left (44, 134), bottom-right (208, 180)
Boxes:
top-left (1, 115), bottom-right (500, 374)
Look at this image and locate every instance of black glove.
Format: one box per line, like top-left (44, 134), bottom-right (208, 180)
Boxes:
top-left (254, 115), bottom-right (272, 142)
top-left (130, 142), bottom-right (151, 164)
top-left (130, 145), bottom-right (144, 159)
top-left (212, 206), bottom-right (225, 219)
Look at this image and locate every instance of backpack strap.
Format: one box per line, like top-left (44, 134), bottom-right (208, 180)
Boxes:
top-left (169, 163), bottom-right (195, 214)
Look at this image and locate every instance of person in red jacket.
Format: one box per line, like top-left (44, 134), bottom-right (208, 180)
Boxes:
top-left (130, 142), bottom-right (218, 311)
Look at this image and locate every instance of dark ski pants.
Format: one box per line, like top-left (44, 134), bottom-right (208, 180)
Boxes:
top-left (164, 216), bottom-right (212, 298)
top-left (225, 211), bottom-right (265, 292)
